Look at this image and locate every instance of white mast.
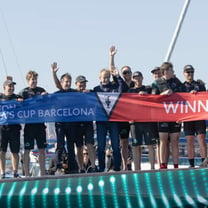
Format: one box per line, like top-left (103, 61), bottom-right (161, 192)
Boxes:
top-left (164, 0), bottom-right (191, 62)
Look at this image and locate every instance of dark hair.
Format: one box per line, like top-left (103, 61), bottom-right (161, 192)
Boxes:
top-left (121, 66), bottom-right (131, 73)
top-left (26, 70), bottom-right (38, 80)
top-left (160, 62), bottom-right (173, 74)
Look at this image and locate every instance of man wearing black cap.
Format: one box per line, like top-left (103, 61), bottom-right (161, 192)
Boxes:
top-left (74, 75), bottom-right (96, 173)
top-left (183, 65), bottom-right (207, 168)
top-left (0, 78), bottom-right (22, 178)
top-left (128, 71), bottom-right (156, 170)
top-left (150, 67), bottom-right (163, 168)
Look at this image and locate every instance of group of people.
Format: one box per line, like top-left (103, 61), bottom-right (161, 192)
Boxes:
top-left (0, 71), bottom-right (47, 178)
top-left (0, 45), bottom-right (207, 179)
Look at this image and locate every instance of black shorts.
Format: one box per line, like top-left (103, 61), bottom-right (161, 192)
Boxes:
top-left (119, 122), bottom-right (130, 139)
top-left (24, 123), bottom-right (47, 149)
top-left (158, 122), bottom-right (181, 133)
top-left (75, 122), bottom-right (94, 147)
top-left (130, 122), bottom-right (156, 146)
top-left (150, 122), bottom-right (159, 139)
top-left (184, 120), bottom-right (206, 136)
top-left (0, 125), bottom-right (21, 153)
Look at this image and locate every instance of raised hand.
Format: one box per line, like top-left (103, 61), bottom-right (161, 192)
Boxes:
top-left (109, 45), bottom-right (117, 56)
top-left (51, 62), bottom-right (59, 73)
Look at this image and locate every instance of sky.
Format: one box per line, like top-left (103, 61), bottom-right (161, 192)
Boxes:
top-left (0, 0), bottom-right (208, 93)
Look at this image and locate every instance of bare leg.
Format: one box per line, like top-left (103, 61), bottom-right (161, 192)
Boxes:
top-left (38, 148), bottom-right (45, 176)
top-left (186, 135), bottom-right (195, 159)
top-left (23, 149), bottom-right (30, 176)
top-left (148, 145), bottom-right (155, 170)
top-left (170, 132), bottom-right (180, 165)
top-left (132, 146), bottom-right (141, 170)
top-left (11, 153), bottom-right (19, 174)
top-left (0, 151), bottom-right (6, 175)
top-left (120, 139), bottom-right (129, 170)
top-left (159, 132), bottom-right (169, 164)
top-left (156, 142), bottom-right (161, 168)
top-left (197, 134), bottom-right (207, 159)
top-left (76, 146), bottom-right (84, 171)
top-left (166, 140), bottom-right (170, 164)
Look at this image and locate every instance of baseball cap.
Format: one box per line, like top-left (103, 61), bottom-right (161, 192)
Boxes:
top-left (75, 75), bottom-right (88, 83)
top-left (3, 80), bottom-right (16, 87)
top-left (133, 71), bottom-right (143, 78)
top-left (151, 67), bottom-right (160, 74)
top-left (184, 65), bottom-right (194, 72)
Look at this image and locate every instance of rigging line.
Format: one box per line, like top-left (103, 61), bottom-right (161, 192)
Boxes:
top-left (0, 8), bottom-right (25, 84)
top-left (0, 47), bottom-right (8, 76)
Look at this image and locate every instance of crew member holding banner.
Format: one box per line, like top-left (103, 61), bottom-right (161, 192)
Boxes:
top-left (128, 71), bottom-right (156, 170)
top-left (51, 62), bottom-right (96, 173)
top-left (152, 62), bottom-right (183, 169)
top-left (150, 67), bottom-right (163, 168)
top-left (52, 71), bottom-right (79, 174)
top-left (93, 67), bottom-right (122, 172)
top-left (182, 64), bottom-right (207, 168)
top-left (0, 78), bottom-right (22, 178)
top-left (109, 45), bottom-right (134, 171)
top-left (74, 75), bottom-right (96, 173)
top-left (19, 71), bottom-right (48, 177)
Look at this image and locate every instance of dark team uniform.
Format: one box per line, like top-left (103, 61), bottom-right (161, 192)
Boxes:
top-left (19, 87), bottom-right (47, 150)
top-left (74, 90), bottom-right (94, 147)
top-left (119, 80), bottom-right (135, 139)
top-left (75, 121), bottom-right (94, 146)
top-left (0, 94), bottom-right (22, 153)
top-left (128, 86), bottom-right (157, 146)
top-left (151, 77), bottom-right (170, 95)
top-left (54, 88), bottom-right (79, 173)
top-left (183, 80), bottom-right (206, 136)
top-left (152, 77), bottom-right (183, 133)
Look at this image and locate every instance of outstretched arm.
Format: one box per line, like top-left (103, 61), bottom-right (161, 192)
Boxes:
top-left (51, 62), bottom-right (62, 90)
top-left (109, 45), bottom-right (117, 70)
top-left (109, 46), bottom-right (120, 77)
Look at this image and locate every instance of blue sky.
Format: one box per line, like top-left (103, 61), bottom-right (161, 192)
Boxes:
top-left (0, 1), bottom-right (207, 93)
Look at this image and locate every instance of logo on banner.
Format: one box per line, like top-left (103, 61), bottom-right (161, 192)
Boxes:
top-left (96, 93), bottom-right (121, 116)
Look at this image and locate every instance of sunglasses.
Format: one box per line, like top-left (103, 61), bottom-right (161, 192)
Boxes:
top-left (186, 71), bottom-right (194, 74)
top-left (83, 152), bottom-right (88, 155)
top-left (122, 70), bottom-right (132, 75)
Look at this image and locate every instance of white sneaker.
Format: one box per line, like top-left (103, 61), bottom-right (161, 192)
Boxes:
top-left (55, 169), bottom-right (64, 175)
top-left (200, 157), bottom-right (208, 168)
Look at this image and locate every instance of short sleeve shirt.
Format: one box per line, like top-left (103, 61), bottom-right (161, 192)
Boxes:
top-left (183, 80), bottom-right (206, 92)
top-left (19, 87), bottom-right (46, 99)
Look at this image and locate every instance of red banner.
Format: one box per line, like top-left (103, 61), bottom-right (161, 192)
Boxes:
top-left (110, 92), bottom-right (208, 122)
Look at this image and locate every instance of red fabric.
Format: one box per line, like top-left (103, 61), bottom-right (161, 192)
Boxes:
top-left (110, 92), bottom-right (208, 122)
